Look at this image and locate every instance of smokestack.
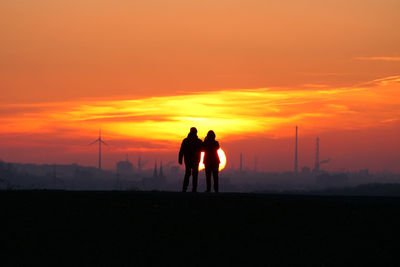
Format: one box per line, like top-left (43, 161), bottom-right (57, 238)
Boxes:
top-left (240, 153), bottom-right (243, 172)
top-left (314, 137), bottom-right (320, 173)
top-left (153, 161), bottom-right (158, 178)
top-left (294, 126), bottom-right (298, 175)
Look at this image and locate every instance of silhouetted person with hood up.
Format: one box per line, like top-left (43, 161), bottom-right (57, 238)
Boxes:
top-left (203, 130), bottom-right (220, 193)
top-left (179, 127), bottom-right (203, 192)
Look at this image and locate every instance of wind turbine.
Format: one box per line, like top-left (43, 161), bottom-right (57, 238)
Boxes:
top-left (89, 129), bottom-right (108, 170)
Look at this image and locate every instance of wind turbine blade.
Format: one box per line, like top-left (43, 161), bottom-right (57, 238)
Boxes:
top-left (101, 140), bottom-right (108, 146)
top-left (89, 139), bottom-right (99, 145)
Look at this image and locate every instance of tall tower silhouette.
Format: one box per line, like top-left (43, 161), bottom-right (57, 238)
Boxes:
top-left (294, 126), bottom-right (298, 175)
top-left (89, 129), bottom-right (108, 170)
top-left (314, 137), bottom-right (320, 173)
top-left (153, 161), bottom-right (158, 178)
top-left (240, 153), bottom-right (243, 172)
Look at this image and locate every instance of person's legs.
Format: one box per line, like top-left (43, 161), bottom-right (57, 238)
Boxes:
top-left (192, 167), bottom-right (199, 192)
top-left (205, 167), bottom-right (211, 192)
top-left (213, 167), bottom-right (219, 193)
top-left (182, 166), bottom-right (191, 192)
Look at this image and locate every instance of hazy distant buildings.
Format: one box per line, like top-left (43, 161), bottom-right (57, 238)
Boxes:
top-left (301, 166), bottom-right (311, 175)
top-left (316, 172), bottom-right (349, 188)
top-left (153, 161), bottom-right (158, 178)
top-left (170, 165), bottom-right (180, 177)
top-left (359, 169), bottom-right (369, 177)
top-left (138, 156), bottom-right (142, 171)
top-left (159, 161), bottom-right (164, 177)
top-left (116, 155), bottom-right (134, 175)
top-left (142, 160), bottom-right (166, 190)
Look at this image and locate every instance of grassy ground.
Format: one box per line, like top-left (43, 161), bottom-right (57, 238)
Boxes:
top-left (1, 191), bottom-right (400, 266)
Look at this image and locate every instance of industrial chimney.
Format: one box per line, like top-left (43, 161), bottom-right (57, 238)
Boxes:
top-left (314, 137), bottom-right (320, 173)
top-left (294, 126), bottom-right (298, 175)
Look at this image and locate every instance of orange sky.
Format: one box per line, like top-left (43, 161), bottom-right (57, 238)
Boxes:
top-left (0, 0), bottom-right (399, 172)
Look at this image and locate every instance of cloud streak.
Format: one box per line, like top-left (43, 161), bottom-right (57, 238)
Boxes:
top-left (0, 76), bottom-right (399, 149)
top-left (356, 57), bottom-right (400, 62)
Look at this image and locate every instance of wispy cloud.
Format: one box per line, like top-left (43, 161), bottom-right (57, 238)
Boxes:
top-left (358, 75), bottom-right (400, 87)
top-left (355, 56), bottom-right (400, 62)
top-left (0, 76), bottom-right (399, 149)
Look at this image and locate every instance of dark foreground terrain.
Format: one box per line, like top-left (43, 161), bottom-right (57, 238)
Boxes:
top-left (1, 191), bottom-right (400, 266)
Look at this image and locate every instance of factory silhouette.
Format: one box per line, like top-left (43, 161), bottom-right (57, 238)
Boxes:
top-left (0, 126), bottom-right (399, 193)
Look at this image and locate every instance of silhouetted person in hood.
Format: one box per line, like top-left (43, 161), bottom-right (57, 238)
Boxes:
top-left (203, 130), bottom-right (220, 193)
top-left (179, 127), bottom-right (203, 192)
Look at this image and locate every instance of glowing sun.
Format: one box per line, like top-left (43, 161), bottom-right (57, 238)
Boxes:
top-left (199, 148), bottom-right (227, 171)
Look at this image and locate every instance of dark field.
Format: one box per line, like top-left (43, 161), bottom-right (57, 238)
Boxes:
top-left (1, 191), bottom-right (400, 266)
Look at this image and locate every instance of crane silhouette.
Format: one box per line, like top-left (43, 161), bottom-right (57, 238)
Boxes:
top-left (89, 129), bottom-right (108, 169)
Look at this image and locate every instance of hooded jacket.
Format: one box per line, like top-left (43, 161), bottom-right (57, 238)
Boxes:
top-left (179, 132), bottom-right (203, 167)
top-left (203, 137), bottom-right (220, 167)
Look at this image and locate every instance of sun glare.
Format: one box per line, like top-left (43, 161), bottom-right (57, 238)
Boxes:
top-left (199, 148), bottom-right (227, 171)
top-left (1, 76), bottom-right (399, 155)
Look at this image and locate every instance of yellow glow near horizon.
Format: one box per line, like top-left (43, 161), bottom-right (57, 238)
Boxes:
top-left (0, 75), bottom-right (399, 150)
top-left (199, 148), bottom-right (227, 172)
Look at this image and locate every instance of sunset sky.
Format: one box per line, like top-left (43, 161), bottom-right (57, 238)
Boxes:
top-left (1, 0), bottom-right (399, 172)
